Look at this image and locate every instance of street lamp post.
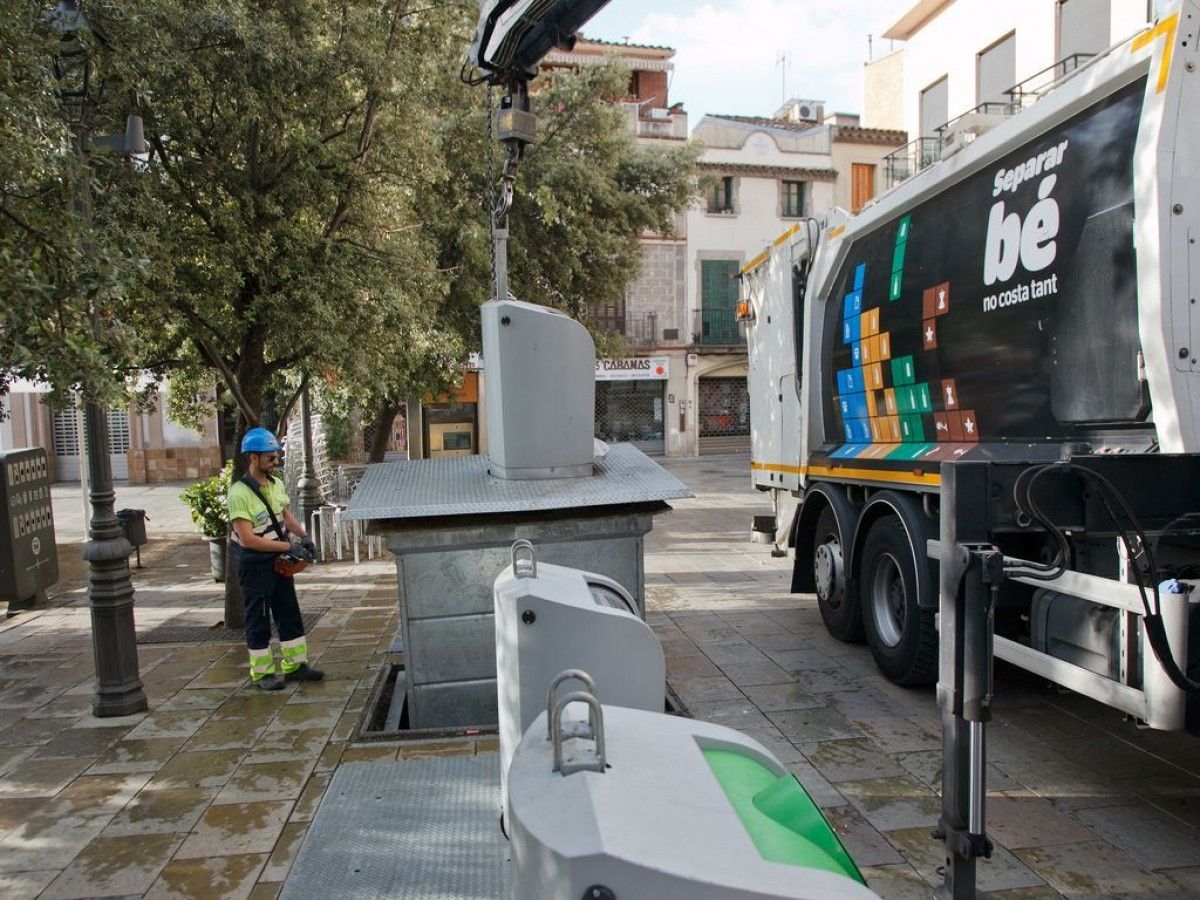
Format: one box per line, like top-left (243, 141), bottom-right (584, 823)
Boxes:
top-left (297, 379), bottom-right (323, 548)
top-left (46, 0), bottom-right (147, 718)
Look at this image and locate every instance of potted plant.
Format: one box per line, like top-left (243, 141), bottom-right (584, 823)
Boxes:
top-left (180, 462), bottom-right (233, 582)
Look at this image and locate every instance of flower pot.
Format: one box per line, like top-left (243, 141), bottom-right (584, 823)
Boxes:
top-left (209, 538), bottom-right (227, 583)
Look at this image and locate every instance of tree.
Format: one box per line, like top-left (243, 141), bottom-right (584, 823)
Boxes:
top-left (0, 1), bottom-right (152, 415)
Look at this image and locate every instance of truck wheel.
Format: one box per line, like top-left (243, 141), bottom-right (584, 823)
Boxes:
top-left (860, 515), bottom-right (937, 685)
top-left (813, 505), bottom-right (863, 642)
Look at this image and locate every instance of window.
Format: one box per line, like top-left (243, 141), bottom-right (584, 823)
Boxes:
top-left (977, 32), bottom-right (1016, 107)
top-left (920, 76), bottom-right (948, 139)
top-left (782, 181), bottom-right (806, 218)
top-left (699, 259), bottom-right (742, 345)
top-left (707, 176), bottom-right (734, 213)
top-left (851, 164), bottom-right (876, 213)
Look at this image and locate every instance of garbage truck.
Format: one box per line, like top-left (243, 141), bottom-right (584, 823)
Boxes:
top-left (743, 5), bottom-right (1200, 728)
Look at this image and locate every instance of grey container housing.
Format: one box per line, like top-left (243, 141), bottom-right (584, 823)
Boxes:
top-left (345, 299), bottom-right (690, 731)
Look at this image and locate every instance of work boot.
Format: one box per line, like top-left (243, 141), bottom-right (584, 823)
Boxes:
top-left (255, 674), bottom-right (285, 691)
top-left (284, 663), bottom-right (325, 683)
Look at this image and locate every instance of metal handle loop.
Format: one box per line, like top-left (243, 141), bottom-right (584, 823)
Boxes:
top-left (551, 690), bottom-right (606, 776)
top-left (546, 669), bottom-right (596, 737)
top-left (511, 539), bottom-right (537, 579)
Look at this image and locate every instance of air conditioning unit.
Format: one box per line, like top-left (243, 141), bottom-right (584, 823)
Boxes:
top-left (494, 541), bottom-right (665, 815)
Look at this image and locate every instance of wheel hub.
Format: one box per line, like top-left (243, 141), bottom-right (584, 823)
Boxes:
top-left (814, 540), bottom-right (844, 609)
top-left (870, 552), bottom-right (906, 648)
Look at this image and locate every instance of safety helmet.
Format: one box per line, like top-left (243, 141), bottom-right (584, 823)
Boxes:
top-left (241, 427), bottom-right (282, 454)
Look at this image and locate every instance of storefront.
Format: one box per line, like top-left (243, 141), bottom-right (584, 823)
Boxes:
top-left (595, 356), bottom-right (669, 456)
top-left (698, 374), bottom-right (751, 455)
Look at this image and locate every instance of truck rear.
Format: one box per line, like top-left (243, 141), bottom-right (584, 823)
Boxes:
top-left (745, 3), bottom-right (1200, 728)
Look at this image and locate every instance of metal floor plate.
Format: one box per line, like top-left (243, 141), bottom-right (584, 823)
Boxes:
top-left (282, 755), bottom-right (509, 899)
top-left (344, 442), bottom-right (691, 522)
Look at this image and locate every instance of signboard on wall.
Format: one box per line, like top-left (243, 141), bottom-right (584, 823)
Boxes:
top-left (0, 448), bottom-right (58, 607)
top-left (596, 357), bottom-right (669, 381)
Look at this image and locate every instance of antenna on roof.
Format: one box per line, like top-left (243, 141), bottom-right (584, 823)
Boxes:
top-left (776, 52), bottom-right (791, 106)
top-left (868, 34), bottom-right (874, 61)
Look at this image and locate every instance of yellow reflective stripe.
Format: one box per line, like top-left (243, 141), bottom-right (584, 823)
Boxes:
top-left (280, 643), bottom-right (307, 659)
top-left (248, 651), bottom-right (275, 678)
top-left (1131, 11), bottom-right (1178, 94)
top-left (751, 460), bottom-right (942, 488)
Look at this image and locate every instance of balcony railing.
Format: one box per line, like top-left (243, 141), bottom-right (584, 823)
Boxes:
top-left (591, 310), bottom-right (663, 347)
top-left (882, 52), bottom-right (1098, 191)
top-left (693, 307), bottom-right (746, 347)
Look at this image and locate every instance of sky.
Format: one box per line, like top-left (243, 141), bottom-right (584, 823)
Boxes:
top-left (583, 0), bottom-right (906, 123)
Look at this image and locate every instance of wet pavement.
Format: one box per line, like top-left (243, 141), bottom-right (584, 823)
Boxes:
top-left (0, 458), bottom-right (1195, 897)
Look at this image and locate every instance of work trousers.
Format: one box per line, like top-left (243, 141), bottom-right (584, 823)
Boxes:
top-left (233, 545), bottom-right (309, 680)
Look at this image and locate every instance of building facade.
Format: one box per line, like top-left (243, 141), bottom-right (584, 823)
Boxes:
top-left (871, 0), bottom-right (1159, 182)
top-left (1, 382), bottom-right (222, 484)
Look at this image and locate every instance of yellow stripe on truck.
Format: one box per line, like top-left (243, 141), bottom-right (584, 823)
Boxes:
top-left (741, 224), bottom-right (806, 276)
top-left (751, 460), bottom-right (942, 488)
top-left (1131, 11), bottom-right (1178, 94)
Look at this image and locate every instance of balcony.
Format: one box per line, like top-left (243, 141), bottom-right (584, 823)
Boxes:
top-left (619, 103), bottom-right (689, 141)
top-left (883, 137), bottom-right (942, 189)
top-left (693, 307), bottom-right (746, 348)
top-left (591, 310), bottom-right (665, 348)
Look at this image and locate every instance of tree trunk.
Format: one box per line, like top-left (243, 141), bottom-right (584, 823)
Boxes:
top-left (222, 370), bottom-right (265, 630)
top-left (367, 397), bottom-right (403, 463)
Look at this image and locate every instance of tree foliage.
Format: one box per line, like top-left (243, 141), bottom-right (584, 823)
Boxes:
top-left (1, 0), bottom-right (698, 457)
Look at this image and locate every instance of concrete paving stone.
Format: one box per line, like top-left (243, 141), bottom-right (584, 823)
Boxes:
top-left (887, 825), bottom-right (1047, 893)
top-left (24, 692), bottom-right (93, 719)
top-left (71, 711), bottom-right (150, 730)
top-left (212, 692), bottom-right (292, 722)
top-left (0, 681), bottom-right (72, 710)
top-left (0, 755), bottom-right (94, 797)
top-left (0, 715), bottom-right (79, 748)
top-left (665, 655), bottom-right (723, 679)
top-left (687, 700), bottom-right (779, 734)
top-left (281, 678), bottom-right (357, 707)
top-left (849, 712), bottom-right (942, 755)
top-left (824, 804), bottom-right (906, 867)
top-left (146, 852), bottom-right (267, 900)
top-left (893, 749), bottom-right (1019, 795)
top-left (696, 638), bottom-right (769, 666)
top-left (837, 776), bottom-right (942, 832)
top-left (261, 821), bottom-right (307, 882)
top-left (184, 667), bottom-right (247, 690)
top-left (290, 773), bottom-right (330, 823)
top-left (187, 719), bottom-right (268, 752)
top-left (0, 746), bottom-right (36, 778)
top-left (250, 727), bottom-right (330, 764)
top-left (862, 863), bottom-right (937, 899)
top-left (738, 727), bottom-right (806, 765)
top-left (214, 758), bottom-right (316, 804)
top-left (0, 796), bottom-right (47, 840)
top-left (1053, 735), bottom-right (1183, 782)
top-left (978, 887), bottom-right (1063, 899)
top-left (399, 739), bottom-right (477, 759)
top-left (1014, 839), bottom-right (1182, 896)
top-left (985, 795), bottom-right (1098, 850)
top-left (717, 659), bottom-right (794, 687)
top-left (155, 689), bottom-right (230, 712)
top-left (174, 800), bottom-right (292, 859)
top-left (41, 832), bottom-right (183, 899)
top-left (747, 631), bottom-right (814, 652)
top-left (314, 743), bottom-right (344, 774)
top-left (265, 702), bottom-right (344, 733)
top-left (88, 737), bottom-right (187, 775)
top-left (791, 666), bottom-right (871, 695)
top-left (999, 705), bottom-right (1110, 743)
top-left (784, 758), bottom-right (848, 809)
top-left (801, 738), bottom-right (906, 783)
top-left (1165, 865), bottom-right (1200, 894)
top-left (102, 786), bottom-right (216, 837)
top-left (1073, 802), bottom-right (1200, 869)
top-left (330, 711), bottom-right (358, 743)
top-left (0, 868), bottom-right (61, 895)
top-left (767, 706), bottom-right (862, 744)
top-left (126, 710), bottom-right (209, 741)
top-left (339, 744), bottom-right (400, 763)
top-left (669, 676), bottom-right (744, 705)
top-left (742, 681), bottom-right (825, 712)
top-left (145, 749), bottom-right (247, 791)
top-left (38, 727), bottom-right (128, 758)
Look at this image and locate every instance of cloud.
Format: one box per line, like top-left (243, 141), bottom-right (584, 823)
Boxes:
top-left (610, 0), bottom-right (900, 120)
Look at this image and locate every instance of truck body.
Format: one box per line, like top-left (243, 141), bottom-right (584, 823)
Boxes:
top-left (745, 4), bottom-right (1200, 727)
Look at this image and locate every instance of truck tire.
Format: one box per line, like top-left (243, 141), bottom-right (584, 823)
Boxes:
top-left (813, 505), bottom-right (863, 642)
top-left (859, 515), bottom-right (937, 685)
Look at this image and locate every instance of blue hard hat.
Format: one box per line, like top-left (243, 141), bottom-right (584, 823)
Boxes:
top-left (241, 427), bottom-right (282, 454)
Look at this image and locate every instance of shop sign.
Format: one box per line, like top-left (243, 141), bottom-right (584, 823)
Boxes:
top-left (595, 356), bottom-right (669, 381)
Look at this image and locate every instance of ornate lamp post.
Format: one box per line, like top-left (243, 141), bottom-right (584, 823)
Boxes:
top-left (45, 0), bottom-right (148, 717)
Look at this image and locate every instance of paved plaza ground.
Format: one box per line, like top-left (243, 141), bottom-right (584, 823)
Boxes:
top-left (0, 455), bottom-right (1197, 897)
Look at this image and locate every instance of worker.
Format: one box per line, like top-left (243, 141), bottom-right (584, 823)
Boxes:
top-left (228, 427), bottom-right (324, 691)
